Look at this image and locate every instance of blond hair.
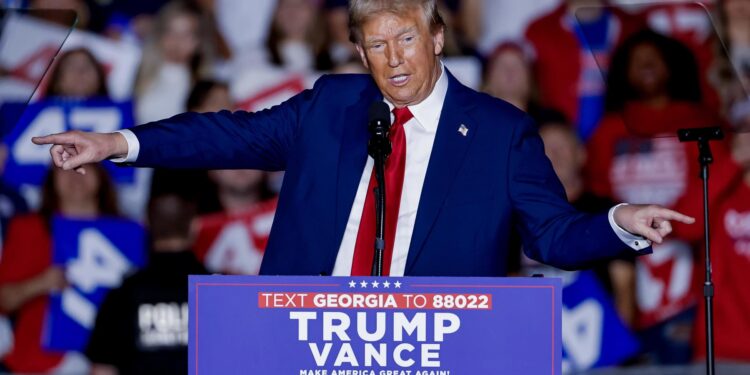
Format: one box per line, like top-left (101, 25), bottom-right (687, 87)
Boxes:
top-left (348, 0), bottom-right (445, 44)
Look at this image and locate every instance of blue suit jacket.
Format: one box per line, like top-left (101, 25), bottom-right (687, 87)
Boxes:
top-left (130, 71), bottom-right (639, 276)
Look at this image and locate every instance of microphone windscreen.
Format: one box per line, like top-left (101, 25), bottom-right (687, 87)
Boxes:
top-left (368, 101), bottom-right (390, 125)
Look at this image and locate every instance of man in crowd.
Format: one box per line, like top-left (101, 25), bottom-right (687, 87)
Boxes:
top-left (33, 0), bottom-right (693, 277)
top-left (86, 192), bottom-right (206, 375)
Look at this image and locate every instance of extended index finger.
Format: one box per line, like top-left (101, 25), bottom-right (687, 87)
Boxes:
top-left (31, 132), bottom-right (76, 146)
top-left (653, 207), bottom-right (695, 224)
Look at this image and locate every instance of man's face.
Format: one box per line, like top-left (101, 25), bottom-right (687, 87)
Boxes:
top-left (355, 8), bottom-right (444, 108)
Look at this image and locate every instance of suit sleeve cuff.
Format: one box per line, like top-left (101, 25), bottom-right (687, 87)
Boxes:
top-left (110, 129), bottom-right (140, 163)
top-left (609, 203), bottom-right (651, 251)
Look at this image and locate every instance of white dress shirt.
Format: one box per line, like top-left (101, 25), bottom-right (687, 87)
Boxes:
top-left (115, 63), bottom-right (648, 276)
top-left (331, 65), bottom-right (450, 276)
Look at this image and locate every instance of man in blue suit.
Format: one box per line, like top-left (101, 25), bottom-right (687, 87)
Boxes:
top-left (33, 0), bottom-right (693, 277)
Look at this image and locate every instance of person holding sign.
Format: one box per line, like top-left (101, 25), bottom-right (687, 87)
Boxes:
top-left (0, 164), bottom-right (119, 374)
top-left (33, 0), bottom-right (695, 277)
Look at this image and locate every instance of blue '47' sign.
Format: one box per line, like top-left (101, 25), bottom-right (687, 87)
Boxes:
top-left (561, 270), bottom-right (640, 372)
top-left (1, 98), bottom-right (135, 198)
top-left (44, 215), bottom-right (145, 351)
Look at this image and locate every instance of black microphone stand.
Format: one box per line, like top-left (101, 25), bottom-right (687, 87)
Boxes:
top-left (677, 126), bottom-right (724, 375)
top-left (371, 156), bottom-right (386, 276)
top-left (368, 108), bottom-right (391, 277)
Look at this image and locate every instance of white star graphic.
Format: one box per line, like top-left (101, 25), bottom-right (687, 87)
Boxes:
top-left (394, 281), bottom-right (402, 288)
top-left (371, 281), bottom-right (379, 288)
top-left (382, 280), bottom-right (391, 288)
top-left (349, 280), bottom-right (356, 288)
top-left (360, 280), bottom-right (368, 288)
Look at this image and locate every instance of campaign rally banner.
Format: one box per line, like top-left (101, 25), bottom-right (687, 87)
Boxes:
top-left (1, 98), bottom-right (135, 207)
top-left (193, 198), bottom-right (277, 275)
top-left (190, 275), bottom-right (562, 374)
top-left (44, 215), bottom-right (146, 351)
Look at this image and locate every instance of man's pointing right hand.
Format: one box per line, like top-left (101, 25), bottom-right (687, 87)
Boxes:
top-left (31, 131), bottom-right (128, 175)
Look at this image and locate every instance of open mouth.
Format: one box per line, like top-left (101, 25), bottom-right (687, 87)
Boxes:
top-left (389, 74), bottom-right (410, 87)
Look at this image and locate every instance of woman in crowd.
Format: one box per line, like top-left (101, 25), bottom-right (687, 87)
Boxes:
top-left (44, 48), bottom-right (109, 99)
top-left (587, 28), bottom-right (730, 364)
top-left (588, 29), bottom-right (724, 203)
top-left (482, 41), bottom-right (539, 114)
top-left (265, 0), bottom-right (328, 73)
top-left (42, 47), bottom-right (150, 221)
top-left (0, 164), bottom-right (119, 373)
top-left (134, 1), bottom-right (212, 123)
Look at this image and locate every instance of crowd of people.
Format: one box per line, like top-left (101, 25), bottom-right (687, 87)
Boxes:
top-left (0, 0), bottom-right (748, 374)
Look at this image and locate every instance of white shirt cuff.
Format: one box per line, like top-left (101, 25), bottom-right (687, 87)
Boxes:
top-left (110, 129), bottom-right (140, 163)
top-left (608, 203), bottom-right (651, 251)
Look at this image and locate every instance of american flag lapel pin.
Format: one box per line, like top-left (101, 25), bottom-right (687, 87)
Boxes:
top-left (458, 124), bottom-right (469, 137)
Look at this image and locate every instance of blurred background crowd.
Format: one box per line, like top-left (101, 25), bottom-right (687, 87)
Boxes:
top-left (0, 0), bottom-right (749, 374)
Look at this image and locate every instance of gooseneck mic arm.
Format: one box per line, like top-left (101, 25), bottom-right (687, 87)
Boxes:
top-left (367, 101), bottom-right (391, 277)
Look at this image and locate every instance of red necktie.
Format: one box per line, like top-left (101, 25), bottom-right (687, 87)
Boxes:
top-left (351, 106), bottom-right (413, 276)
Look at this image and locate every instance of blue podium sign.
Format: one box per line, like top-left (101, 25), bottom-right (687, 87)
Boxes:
top-left (189, 276), bottom-right (562, 375)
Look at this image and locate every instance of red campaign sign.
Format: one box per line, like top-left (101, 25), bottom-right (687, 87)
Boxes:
top-left (7, 44), bottom-right (59, 86)
top-left (193, 198), bottom-right (277, 275)
top-left (236, 76), bottom-right (306, 112)
top-left (6, 44), bottom-right (115, 100)
top-left (610, 137), bottom-right (689, 207)
top-left (0, 14), bottom-right (140, 102)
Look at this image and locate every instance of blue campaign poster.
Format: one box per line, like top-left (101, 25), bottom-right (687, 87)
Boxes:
top-left (190, 275), bottom-right (563, 374)
top-left (44, 215), bottom-right (146, 351)
top-left (1, 98), bottom-right (136, 192)
top-left (561, 270), bottom-right (640, 372)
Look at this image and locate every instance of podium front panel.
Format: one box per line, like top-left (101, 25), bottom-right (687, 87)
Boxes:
top-left (189, 275), bottom-right (562, 374)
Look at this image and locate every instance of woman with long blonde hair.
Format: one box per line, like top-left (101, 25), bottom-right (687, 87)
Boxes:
top-left (134, 1), bottom-right (214, 123)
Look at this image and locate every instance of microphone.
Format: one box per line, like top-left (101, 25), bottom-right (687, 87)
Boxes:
top-left (368, 101), bottom-right (391, 159)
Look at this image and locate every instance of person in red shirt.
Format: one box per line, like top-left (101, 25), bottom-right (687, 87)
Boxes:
top-left (192, 169), bottom-right (278, 275)
top-left (586, 28), bottom-right (731, 363)
top-left (0, 164), bottom-right (119, 373)
top-left (639, 1), bottom-right (723, 112)
top-left (525, 0), bottom-right (643, 141)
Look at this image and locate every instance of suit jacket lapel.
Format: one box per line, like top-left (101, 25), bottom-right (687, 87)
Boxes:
top-left (405, 72), bottom-right (479, 273)
top-left (333, 81), bottom-right (382, 262)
